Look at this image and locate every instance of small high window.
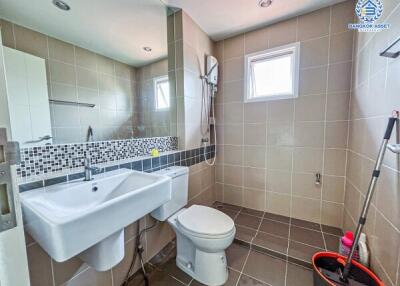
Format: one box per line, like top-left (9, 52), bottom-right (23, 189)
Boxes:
top-left (244, 42), bottom-right (300, 102)
top-left (154, 76), bottom-right (170, 110)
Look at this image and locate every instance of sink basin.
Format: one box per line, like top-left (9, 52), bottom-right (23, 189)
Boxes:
top-left (21, 169), bottom-right (171, 270)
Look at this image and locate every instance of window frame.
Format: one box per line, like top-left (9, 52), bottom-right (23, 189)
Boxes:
top-left (153, 75), bottom-right (170, 111)
top-left (244, 42), bottom-right (300, 103)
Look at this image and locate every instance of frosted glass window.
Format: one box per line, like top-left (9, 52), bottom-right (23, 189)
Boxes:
top-left (245, 43), bottom-right (300, 102)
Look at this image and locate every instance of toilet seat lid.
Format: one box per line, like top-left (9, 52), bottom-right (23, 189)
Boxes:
top-left (177, 205), bottom-right (234, 236)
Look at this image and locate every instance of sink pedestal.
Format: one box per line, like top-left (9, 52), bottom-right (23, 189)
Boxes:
top-left (79, 229), bottom-right (125, 271)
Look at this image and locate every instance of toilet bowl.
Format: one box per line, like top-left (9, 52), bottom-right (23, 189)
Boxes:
top-left (151, 167), bottom-right (236, 286)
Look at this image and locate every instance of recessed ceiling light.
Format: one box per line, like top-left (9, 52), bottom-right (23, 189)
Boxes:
top-left (52, 0), bottom-right (71, 11)
top-left (143, 47), bottom-right (152, 52)
top-left (259, 0), bottom-right (273, 8)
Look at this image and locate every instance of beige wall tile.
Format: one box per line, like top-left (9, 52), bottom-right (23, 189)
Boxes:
top-left (297, 7), bottom-right (330, 41)
top-left (96, 55), bottom-right (115, 75)
top-left (293, 147), bottom-right (323, 173)
top-left (224, 57), bottom-right (244, 81)
top-left (321, 201), bottom-right (343, 227)
top-left (294, 94), bottom-right (326, 122)
top-left (267, 120), bottom-right (294, 146)
top-left (266, 192), bottom-right (291, 216)
top-left (268, 100), bottom-right (294, 122)
top-left (243, 146), bottom-right (266, 168)
top-left (224, 165), bottom-right (243, 186)
top-left (51, 82), bottom-right (77, 101)
top-left (49, 60), bottom-right (76, 85)
top-left (326, 92), bottom-right (350, 121)
top-left (75, 47), bottom-right (97, 70)
top-left (267, 146), bottom-right (293, 171)
top-left (244, 123), bottom-right (266, 146)
top-left (327, 62), bottom-right (352, 93)
top-left (324, 149), bottom-right (346, 176)
top-left (294, 121), bottom-right (324, 148)
top-left (224, 145), bottom-right (243, 166)
top-left (267, 170), bottom-right (292, 194)
top-left (267, 18), bottom-right (297, 48)
top-left (77, 67), bottom-right (98, 89)
top-left (244, 188), bottom-right (266, 211)
top-left (325, 121), bottom-right (349, 149)
top-left (322, 175), bottom-right (345, 203)
top-left (293, 172), bottom-right (321, 199)
top-left (244, 102), bottom-right (267, 124)
top-left (299, 66), bottom-right (328, 96)
top-left (48, 37), bottom-right (75, 64)
top-left (329, 31), bottom-right (354, 64)
top-left (373, 212), bottom-right (400, 283)
top-left (244, 167), bottom-right (266, 190)
top-left (14, 24), bottom-right (48, 58)
top-left (291, 196), bottom-right (321, 223)
top-left (224, 102), bottom-right (243, 124)
top-left (331, 1), bottom-right (355, 34)
top-left (223, 80), bottom-right (244, 102)
top-left (224, 34), bottom-right (244, 60)
top-left (0, 19), bottom-right (16, 48)
top-left (300, 36), bottom-right (329, 68)
top-left (224, 184), bottom-right (243, 205)
top-left (223, 124), bottom-right (243, 145)
top-left (244, 27), bottom-right (268, 54)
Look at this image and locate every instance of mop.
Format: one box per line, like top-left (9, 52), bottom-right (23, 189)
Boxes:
top-left (313, 111), bottom-right (399, 286)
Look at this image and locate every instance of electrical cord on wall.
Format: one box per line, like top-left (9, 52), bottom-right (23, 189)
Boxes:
top-left (121, 220), bottom-right (159, 286)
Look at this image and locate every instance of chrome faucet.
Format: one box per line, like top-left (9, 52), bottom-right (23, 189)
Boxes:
top-left (84, 157), bottom-right (100, 181)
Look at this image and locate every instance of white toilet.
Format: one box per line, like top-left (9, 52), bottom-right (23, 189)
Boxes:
top-left (151, 166), bottom-right (236, 286)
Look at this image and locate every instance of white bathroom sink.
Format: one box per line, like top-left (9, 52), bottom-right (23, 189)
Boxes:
top-left (20, 169), bottom-right (171, 270)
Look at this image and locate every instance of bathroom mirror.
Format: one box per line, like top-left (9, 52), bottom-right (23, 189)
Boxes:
top-left (0, 0), bottom-right (177, 147)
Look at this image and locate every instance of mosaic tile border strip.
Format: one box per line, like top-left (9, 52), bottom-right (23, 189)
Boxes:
top-left (18, 145), bottom-right (216, 192)
top-left (16, 136), bottom-right (178, 179)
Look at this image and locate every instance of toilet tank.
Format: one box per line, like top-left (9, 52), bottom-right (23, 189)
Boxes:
top-left (150, 166), bottom-right (189, 221)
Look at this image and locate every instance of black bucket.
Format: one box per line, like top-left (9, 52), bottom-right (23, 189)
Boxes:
top-left (312, 252), bottom-right (384, 286)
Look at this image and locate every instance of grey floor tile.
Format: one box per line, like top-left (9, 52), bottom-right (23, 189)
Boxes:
top-left (288, 240), bottom-right (323, 264)
top-left (263, 212), bottom-right (290, 224)
top-left (190, 269), bottom-right (240, 286)
top-left (291, 218), bottom-right (321, 231)
top-left (243, 250), bottom-right (286, 286)
top-left (241, 207), bottom-right (264, 218)
top-left (222, 202), bottom-right (242, 211)
top-left (235, 213), bottom-right (262, 230)
top-left (323, 234), bottom-right (340, 252)
top-left (252, 231), bottom-right (289, 255)
top-left (226, 243), bottom-right (250, 272)
top-left (286, 262), bottom-right (313, 286)
top-left (290, 226), bottom-right (325, 249)
top-left (237, 274), bottom-right (269, 285)
top-left (321, 225), bottom-right (343, 236)
top-left (259, 219), bottom-right (289, 238)
top-left (235, 225), bottom-right (257, 243)
top-left (156, 258), bottom-right (192, 284)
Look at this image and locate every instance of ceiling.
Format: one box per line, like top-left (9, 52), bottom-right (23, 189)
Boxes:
top-left (164, 0), bottom-right (348, 40)
top-left (0, 0), bottom-right (168, 66)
